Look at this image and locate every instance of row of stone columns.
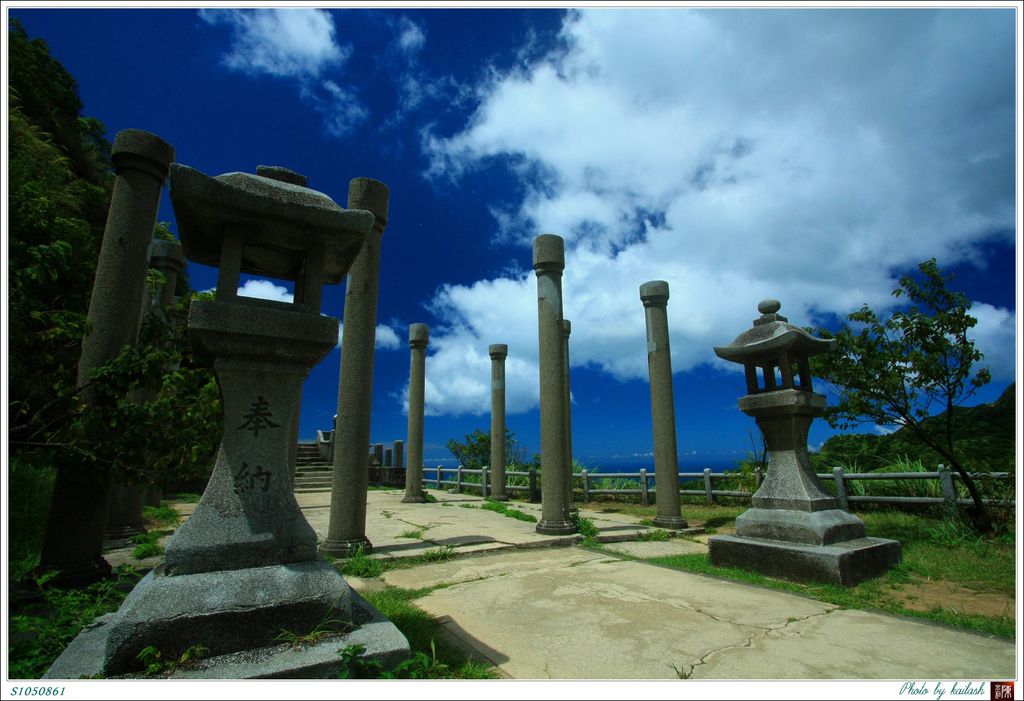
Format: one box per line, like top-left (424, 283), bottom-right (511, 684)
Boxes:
top-left (368, 440), bottom-right (403, 467)
top-left (39, 129), bottom-right (175, 585)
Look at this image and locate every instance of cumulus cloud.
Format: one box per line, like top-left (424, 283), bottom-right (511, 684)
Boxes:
top-left (199, 8), bottom-right (366, 137)
top-left (199, 8), bottom-right (346, 79)
top-left (375, 324), bottom-right (402, 350)
top-left (418, 8), bottom-right (1016, 416)
top-left (236, 279), bottom-right (294, 303)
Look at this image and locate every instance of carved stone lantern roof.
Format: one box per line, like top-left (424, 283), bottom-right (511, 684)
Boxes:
top-left (714, 299), bottom-right (834, 394)
top-left (170, 164), bottom-right (374, 290)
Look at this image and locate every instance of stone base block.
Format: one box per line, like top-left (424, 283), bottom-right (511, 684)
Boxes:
top-left (53, 559), bottom-right (357, 676)
top-left (708, 534), bottom-right (902, 586)
top-left (45, 589), bottom-right (409, 679)
top-left (735, 507), bottom-right (865, 545)
top-left (536, 519), bottom-right (577, 536)
top-left (320, 537), bottom-right (373, 558)
top-left (367, 466), bottom-right (405, 488)
top-left (652, 515), bottom-right (689, 530)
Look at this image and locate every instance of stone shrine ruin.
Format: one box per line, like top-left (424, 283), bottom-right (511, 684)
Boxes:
top-left (708, 300), bottom-right (902, 585)
top-left (46, 162), bottom-right (408, 678)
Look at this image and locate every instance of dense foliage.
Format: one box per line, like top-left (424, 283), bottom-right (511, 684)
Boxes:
top-left (7, 19), bottom-right (220, 507)
top-left (810, 258), bottom-right (1000, 532)
top-left (445, 428), bottom-right (529, 470)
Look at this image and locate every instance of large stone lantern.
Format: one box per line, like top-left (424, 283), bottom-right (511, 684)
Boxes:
top-left (708, 299), bottom-right (901, 585)
top-left (46, 165), bottom-right (408, 678)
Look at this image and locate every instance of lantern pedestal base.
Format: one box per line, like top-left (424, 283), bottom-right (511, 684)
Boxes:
top-left (708, 534), bottom-right (902, 586)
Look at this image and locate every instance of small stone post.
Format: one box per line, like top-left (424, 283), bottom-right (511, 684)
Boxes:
top-left (384, 448), bottom-right (393, 467)
top-left (322, 178), bottom-right (389, 557)
top-left (533, 235), bottom-right (576, 535)
top-left (373, 443), bottom-right (384, 467)
top-left (39, 129), bottom-right (174, 585)
top-left (489, 344), bottom-right (509, 501)
top-left (403, 323), bottom-right (429, 503)
top-left (640, 280), bottom-right (687, 529)
top-left (393, 440), bottom-right (404, 469)
top-left (832, 466), bottom-right (850, 511)
top-left (562, 320), bottom-right (577, 515)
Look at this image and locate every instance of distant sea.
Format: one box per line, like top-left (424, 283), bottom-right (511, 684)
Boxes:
top-left (423, 457), bottom-right (741, 474)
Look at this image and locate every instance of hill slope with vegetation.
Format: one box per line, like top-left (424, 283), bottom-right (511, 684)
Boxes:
top-left (812, 383), bottom-right (1015, 473)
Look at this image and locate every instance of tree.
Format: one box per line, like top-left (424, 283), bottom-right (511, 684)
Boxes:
top-left (7, 19), bottom-right (221, 493)
top-left (811, 258), bottom-right (994, 532)
top-left (445, 429), bottom-right (527, 469)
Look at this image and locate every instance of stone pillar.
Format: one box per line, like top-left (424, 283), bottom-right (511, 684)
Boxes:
top-left (489, 344), bottom-right (509, 501)
top-left (533, 235), bottom-right (576, 535)
top-left (39, 129), bottom-right (174, 585)
top-left (393, 440), bottom-right (404, 468)
top-left (322, 179), bottom-right (389, 557)
top-left (403, 324), bottom-right (429, 503)
top-left (107, 237), bottom-right (188, 534)
top-left (384, 448), bottom-right (393, 467)
top-left (373, 443), bottom-right (384, 466)
top-left (562, 320), bottom-right (577, 515)
top-left (640, 281), bottom-right (687, 529)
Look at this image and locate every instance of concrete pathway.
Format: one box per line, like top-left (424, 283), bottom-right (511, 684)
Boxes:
top-left (104, 488), bottom-right (1017, 680)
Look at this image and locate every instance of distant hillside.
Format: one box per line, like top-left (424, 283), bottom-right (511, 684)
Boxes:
top-left (812, 383), bottom-right (1016, 473)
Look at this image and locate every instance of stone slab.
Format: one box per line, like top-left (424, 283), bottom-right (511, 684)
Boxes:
top-left (709, 534), bottom-right (902, 586)
top-left (694, 608), bottom-right (1016, 679)
top-left (601, 539), bottom-right (707, 558)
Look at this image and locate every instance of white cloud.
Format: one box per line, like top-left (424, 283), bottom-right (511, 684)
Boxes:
top-left (967, 302), bottom-right (1017, 383)
top-left (375, 324), bottom-right (401, 350)
top-left (199, 8), bottom-right (346, 79)
top-left (396, 16), bottom-right (426, 56)
top-left (236, 279), bottom-right (293, 303)
top-left (418, 9), bottom-right (1016, 416)
top-left (200, 9), bottom-right (365, 138)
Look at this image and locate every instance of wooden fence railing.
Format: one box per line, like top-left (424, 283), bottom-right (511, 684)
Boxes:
top-left (424, 464), bottom-right (1014, 511)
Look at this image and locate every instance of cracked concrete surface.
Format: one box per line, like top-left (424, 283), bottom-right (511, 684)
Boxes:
top-left (374, 548), bottom-right (1015, 679)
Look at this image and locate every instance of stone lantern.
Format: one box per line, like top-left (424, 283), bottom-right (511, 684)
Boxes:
top-left (707, 299), bottom-right (901, 586)
top-left (46, 164), bottom-right (408, 678)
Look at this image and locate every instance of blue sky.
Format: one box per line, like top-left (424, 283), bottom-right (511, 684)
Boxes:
top-left (8, 5), bottom-right (1019, 469)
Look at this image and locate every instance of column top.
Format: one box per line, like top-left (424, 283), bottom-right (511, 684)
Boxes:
top-left (112, 129), bottom-right (174, 181)
top-left (561, 319), bottom-right (571, 337)
top-left (640, 280), bottom-right (670, 306)
top-left (409, 323), bottom-right (430, 346)
top-left (348, 178), bottom-right (390, 228)
top-left (149, 238), bottom-right (187, 273)
top-left (532, 234), bottom-right (565, 273)
top-left (489, 343), bottom-right (508, 359)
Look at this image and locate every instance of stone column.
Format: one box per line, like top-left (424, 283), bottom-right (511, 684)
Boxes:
top-left (373, 443), bottom-right (384, 466)
top-left (384, 448), bottom-right (393, 467)
top-left (393, 440), bottom-right (404, 468)
top-left (533, 235), bottom-right (576, 535)
top-left (562, 320), bottom-right (577, 515)
top-left (489, 344), bottom-right (509, 501)
top-left (640, 281), bottom-right (687, 529)
top-left (39, 129), bottom-right (174, 585)
top-left (322, 178), bottom-right (389, 557)
top-left (403, 324), bottom-right (429, 503)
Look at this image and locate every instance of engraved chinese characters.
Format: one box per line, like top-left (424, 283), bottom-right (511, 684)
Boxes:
top-left (237, 395), bottom-right (280, 437)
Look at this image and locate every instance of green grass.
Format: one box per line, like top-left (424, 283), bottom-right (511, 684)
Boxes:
top-left (636, 529), bottom-right (672, 542)
top-left (128, 531), bottom-right (168, 560)
top-left (399, 529), bottom-right (425, 540)
top-left (169, 492), bottom-right (201, 503)
top-left (626, 507), bottom-right (1016, 639)
top-left (361, 586), bottom-right (496, 679)
top-left (142, 504), bottom-right (180, 528)
top-left (334, 545), bottom-right (385, 579)
top-left (481, 499), bottom-right (537, 523)
top-left (9, 566), bottom-right (141, 678)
